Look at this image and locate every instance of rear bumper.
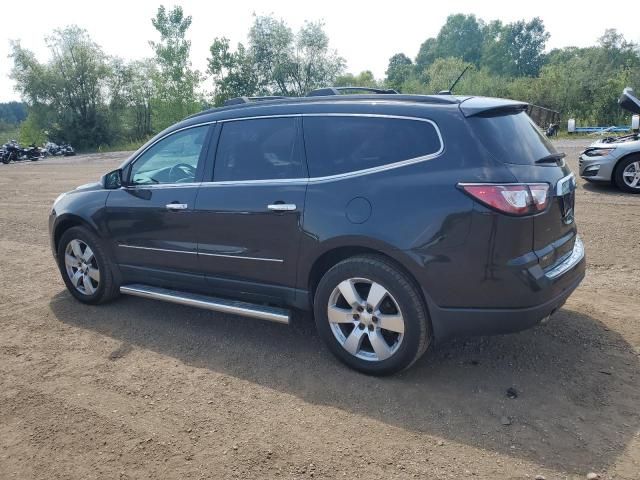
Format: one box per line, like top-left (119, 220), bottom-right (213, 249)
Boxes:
top-left (429, 237), bottom-right (586, 340)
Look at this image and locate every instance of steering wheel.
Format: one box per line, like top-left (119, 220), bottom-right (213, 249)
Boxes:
top-left (168, 163), bottom-right (197, 183)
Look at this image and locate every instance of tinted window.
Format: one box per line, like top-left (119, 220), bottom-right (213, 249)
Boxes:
top-left (214, 117), bottom-right (304, 181)
top-left (468, 111), bottom-right (558, 165)
top-left (130, 125), bottom-right (208, 185)
top-left (303, 116), bottom-right (442, 177)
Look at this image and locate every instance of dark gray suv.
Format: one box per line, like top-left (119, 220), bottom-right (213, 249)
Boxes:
top-left (49, 87), bottom-right (585, 375)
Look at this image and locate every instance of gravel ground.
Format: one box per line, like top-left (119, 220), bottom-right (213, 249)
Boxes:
top-left (0, 140), bottom-right (638, 479)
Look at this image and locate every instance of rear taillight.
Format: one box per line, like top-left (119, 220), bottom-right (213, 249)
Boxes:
top-left (458, 183), bottom-right (549, 216)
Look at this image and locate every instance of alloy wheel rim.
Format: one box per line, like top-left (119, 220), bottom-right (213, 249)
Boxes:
top-left (64, 239), bottom-right (100, 295)
top-left (622, 161), bottom-right (640, 189)
top-left (327, 277), bottom-right (405, 362)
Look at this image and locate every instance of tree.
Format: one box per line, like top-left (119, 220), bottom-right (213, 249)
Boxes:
top-left (207, 38), bottom-right (257, 105)
top-left (415, 38), bottom-right (437, 72)
top-left (150, 5), bottom-right (201, 129)
top-left (335, 71), bottom-right (379, 88)
top-left (10, 27), bottom-right (111, 148)
top-left (385, 54), bottom-right (413, 90)
top-left (483, 18), bottom-right (550, 77)
top-left (207, 15), bottom-right (345, 103)
top-left (0, 102), bottom-right (27, 124)
top-left (423, 57), bottom-right (472, 94)
top-left (433, 14), bottom-right (484, 65)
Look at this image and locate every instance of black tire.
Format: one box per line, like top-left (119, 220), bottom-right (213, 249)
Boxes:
top-left (1, 156), bottom-right (9, 164)
top-left (57, 226), bottom-right (119, 304)
top-left (613, 155), bottom-right (640, 193)
top-left (313, 255), bottom-right (431, 375)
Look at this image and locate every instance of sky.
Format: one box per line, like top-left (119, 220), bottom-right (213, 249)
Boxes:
top-left (1, 0), bottom-right (638, 102)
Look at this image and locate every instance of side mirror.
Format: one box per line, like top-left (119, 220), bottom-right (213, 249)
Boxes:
top-left (101, 169), bottom-right (123, 189)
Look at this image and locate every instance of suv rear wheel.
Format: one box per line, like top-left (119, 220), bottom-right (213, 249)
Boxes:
top-left (57, 226), bottom-right (119, 304)
top-left (313, 255), bottom-right (431, 375)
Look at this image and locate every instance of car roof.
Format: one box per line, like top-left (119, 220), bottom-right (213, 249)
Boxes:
top-left (173, 93), bottom-right (528, 131)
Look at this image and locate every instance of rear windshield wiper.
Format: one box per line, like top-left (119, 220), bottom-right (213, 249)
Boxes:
top-left (535, 152), bottom-right (566, 164)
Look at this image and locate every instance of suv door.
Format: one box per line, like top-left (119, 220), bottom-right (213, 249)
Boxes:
top-left (194, 116), bottom-right (307, 303)
top-left (105, 124), bottom-right (212, 285)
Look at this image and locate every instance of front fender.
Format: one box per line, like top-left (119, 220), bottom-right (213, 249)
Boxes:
top-left (49, 189), bottom-right (111, 257)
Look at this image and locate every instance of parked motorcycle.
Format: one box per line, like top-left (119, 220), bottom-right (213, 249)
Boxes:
top-left (1, 141), bottom-right (20, 164)
top-left (60, 142), bottom-right (75, 156)
top-left (1, 141), bottom-right (43, 163)
top-left (21, 143), bottom-right (43, 161)
top-left (44, 141), bottom-right (75, 156)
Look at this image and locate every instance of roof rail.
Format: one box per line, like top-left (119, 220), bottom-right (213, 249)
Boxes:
top-left (306, 86), bottom-right (398, 97)
top-left (223, 96), bottom-right (288, 106)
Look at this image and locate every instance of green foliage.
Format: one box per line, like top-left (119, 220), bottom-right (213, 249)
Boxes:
top-left (150, 5), bottom-right (201, 130)
top-left (433, 14), bottom-right (484, 66)
top-left (0, 123), bottom-right (20, 144)
top-left (19, 113), bottom-right (47, 145)
top-left (483, 18), bottom-right (549, 77)
top-left (387, 13), bottom-right (639, 127)
top-left (385, 54), bottom-right (414, 91)
top-left (207, 15), bottom-right (345, 104)
top-left (10, 27), bottom-right (112, 148)
top-left (335, 71), bottom-right (380, 88)
top-left (0, 102), bottom-right (27, 124)
top-left (8, 5), bottom-right (640, 150)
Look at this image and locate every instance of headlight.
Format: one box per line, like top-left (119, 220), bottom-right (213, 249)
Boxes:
top-left (582, 148), bottom-right (615, 157)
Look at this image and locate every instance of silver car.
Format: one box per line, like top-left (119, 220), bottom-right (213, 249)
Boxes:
top-left (579, 87), bottom-right (640, 193)
top-left (579, 135), bottom-right (640, 193)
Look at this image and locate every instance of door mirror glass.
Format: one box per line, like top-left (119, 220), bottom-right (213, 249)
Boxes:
top-left (102, 169), bottom-right (122, 189)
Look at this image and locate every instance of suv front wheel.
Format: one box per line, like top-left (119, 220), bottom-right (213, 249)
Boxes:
top-left (57, 226), bottom-right (119, 304)
top-left (314, 255), bottom-right (431, 375)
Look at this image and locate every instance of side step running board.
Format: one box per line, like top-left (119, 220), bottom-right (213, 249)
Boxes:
top-left (120, 284), bottom-right (290, 324)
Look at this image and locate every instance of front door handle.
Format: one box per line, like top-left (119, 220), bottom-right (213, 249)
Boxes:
top-left (166, 203), bottom-right (188, 211)
top-left (267, 203), bottom-right (297, 211)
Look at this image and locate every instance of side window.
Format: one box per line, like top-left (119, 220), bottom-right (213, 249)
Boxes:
top-left (129, 125), bottom-right (208, 185)
top-left (303, 116), bottom-right (442, 177)
top-left (214, 117), bottom-right (304, 181)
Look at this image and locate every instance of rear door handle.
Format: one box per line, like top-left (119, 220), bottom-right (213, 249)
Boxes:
top-left (267, 203), bottom-right (297, 211)
top-left (166, 203), bottom-right (188, 211)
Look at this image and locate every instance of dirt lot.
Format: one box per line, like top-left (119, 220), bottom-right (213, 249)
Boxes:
top-left (0, 140), bottom-right (639, 480)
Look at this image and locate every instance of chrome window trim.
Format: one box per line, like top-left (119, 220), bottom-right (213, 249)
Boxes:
top-left (123, 182), bottom-right (203, 190)
top-left (118, 243), bottom-right (283, 263)
top-left (200, 113), bottom-right (444, 186)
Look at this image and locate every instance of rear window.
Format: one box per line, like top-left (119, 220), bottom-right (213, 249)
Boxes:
top-left (303, 116), bottom-right (442, 177)
top-left (468, 111), bottom-right (558, 165)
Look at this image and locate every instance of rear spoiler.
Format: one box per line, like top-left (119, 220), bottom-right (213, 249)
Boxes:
top-left (458, 96), bottom-right (528, 117)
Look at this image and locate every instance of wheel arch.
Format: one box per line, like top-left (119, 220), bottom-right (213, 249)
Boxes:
top-left (305, 242), bottom-right (431, 316)
top-left (612, 151), bottom-right (640, 181)
top-left (53, 214), bottom-right (102, 255)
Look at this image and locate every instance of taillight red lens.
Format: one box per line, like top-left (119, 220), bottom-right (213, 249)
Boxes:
top-left (459, 183), bottom-right (549, 216)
